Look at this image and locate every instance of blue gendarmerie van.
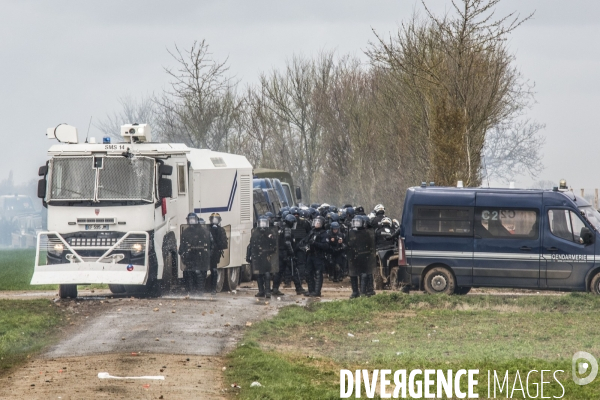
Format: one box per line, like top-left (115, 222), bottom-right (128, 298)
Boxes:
top-left (399, 183), bottom-right (600, 294)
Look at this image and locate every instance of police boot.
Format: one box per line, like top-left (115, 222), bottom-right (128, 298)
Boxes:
top-left (312, 271), bottom-right (323, 297)
top-left (211, 268), bottom-right (219, 295)
top-left (349, 276), bottom-right (360, 299)
top-left (271, 273), bottom-right (285, 296)
top-left (306, 272), bottom-right (315, 296)
top-left (366, 274), bottom-right (376, 297)
top-left (255, 275), bottom-right (265, 297)
top-left (292, 270), bottom-right (308, 295)
top-left (264, 272), bottom-right (272, 299)
top-left (360, 273), bottom-right (368, 297)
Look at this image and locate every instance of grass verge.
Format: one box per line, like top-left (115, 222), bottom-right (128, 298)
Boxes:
top-left (0, 299), bottom-right (63, 372)
top-left (226, 293), bottom-right (600, 399)
top-left (0, 249), bottom-right (106, 290)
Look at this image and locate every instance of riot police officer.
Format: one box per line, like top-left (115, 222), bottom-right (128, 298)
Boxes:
top-left (248, 215), bottom-right (278, 298)
top-left (371, 204), bottom-right (387, 229)
top-left (304, 216), bottom-right (329, 297)
top-left (290, 207), bottom-right (312, 286)
top-left (208, 213), bottom-right (228, 295)
top-left (326, 222), bottom-right (346, 282)
top-left (273, 214), bottom-right (308, 295)
top-left (375, 217), bottom-right (395, 249)
top-left (179, 213), bottom-right (212, 294)
top-left (347, 216), bottom-right (376, 298)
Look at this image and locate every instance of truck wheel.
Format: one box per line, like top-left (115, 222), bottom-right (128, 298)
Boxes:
top-left (590, 272), bottom-right (600, 294)
top-left (214, 269), bottom-right (225, 293)
top-left (161, 252), bottom-right (176, 293)
top-left (240, 264), bottom-right (252, 282)
top-left (455, 287), bottom-right (472, 295)
top-left (59, 284), bottom-right (77, 299)
top-left (108, 284), bottom-right (126, 294)
top-left (225, 267), bottom-right (240, 291)
top-left (423, 267), bottom-right (456, 295)
top-left (373, 265), bottom-right (384, 290)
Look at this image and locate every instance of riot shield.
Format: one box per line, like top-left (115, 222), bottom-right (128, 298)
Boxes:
top-left (179, 224), bottom-right (212, 272)
top-left (250, 226), bottom-right (279, 275)
top-left (347, 229), bottom-right (376, 276)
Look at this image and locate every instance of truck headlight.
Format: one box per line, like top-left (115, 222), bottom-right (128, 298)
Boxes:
top-left (131, 243), bottom-right (143, 256)
top-left (50, 243), bottom-right (64, 256)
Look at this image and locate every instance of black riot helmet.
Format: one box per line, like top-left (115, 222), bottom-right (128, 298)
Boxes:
top-left (310, 203), bottom-right (321, 209)
top-left (209, 212), bottom-right (222, 226)
top-left (313, 216), bottom-right (325, 229)
top-left (282, 210), bottom-right (290, 219)
top-left (355, 205), bottom-right (365, 215)
top-left (346, 207), bottom-right (355, 218)
top-left (330, 213), bottom-right (340, 223)
top-left (284, 213), bottom-right (296, 227)
top-left (351, 216), bottom-right (363, 229)
top-left (265, 212), bottom-right (275, 226)
top-left (361, 215), bottom-right (371, 227)
top-left (198, 217), bottom-right (206, 225)
top-left (186, 213), bottom-right (199, 225)
top-left (330, 221), bottom-right (340, 233)
top-left (339, 210), bottom-right (347, 221)
top-left (258, 215), bottom-right (270, 229)
top-left (289, 206), bottom-right (300, 217)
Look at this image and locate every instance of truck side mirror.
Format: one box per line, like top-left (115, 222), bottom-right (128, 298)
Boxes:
top-left (580, 227), bottom-right (594, 245)
top-left (38, 165), bottom-right (48, 176)
top-left (159, 178), bottom-right (172, 199)
top-left (159, 164), bottom-right (173, 176)
top-left (295, 186), bottom-right (302, 200)
top-left (37, 179), bottom-right (47, 199)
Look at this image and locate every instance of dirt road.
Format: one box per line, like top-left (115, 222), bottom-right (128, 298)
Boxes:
top-left (0, 284), bottom-right (312, 400)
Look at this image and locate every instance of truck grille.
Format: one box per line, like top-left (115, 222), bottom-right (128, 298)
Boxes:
top-left (77, 218), bottom-right (116, 224)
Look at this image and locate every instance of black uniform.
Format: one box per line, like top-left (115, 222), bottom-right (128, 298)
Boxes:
top-left (371, 211), bottom-right (386, 229)
top-left (249, 225), bottom-right (279, 298)
top-left (274, 224), bottom-right (308, 295)
top-left (304, 227), bottom-right (329, 297)
top-left (291, 217), bottom-right (312, 283)
top-left (325, 228), bottom-right (347, 282)
top-left (375, 225), bottom-right (395, 249)
top-left (179, 224), bottom-right (212, 293)
top-left (347, 226), bottom-right (376, 297)
top-left (209, 224), bottom-right (228, 294)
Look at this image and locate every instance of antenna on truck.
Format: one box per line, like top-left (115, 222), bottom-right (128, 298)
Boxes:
top-left (85, 116), bottom-right (92, 143)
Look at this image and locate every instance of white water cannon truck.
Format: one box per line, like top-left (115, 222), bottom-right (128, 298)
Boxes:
top-left (33, 123), bottom-right (253, 298)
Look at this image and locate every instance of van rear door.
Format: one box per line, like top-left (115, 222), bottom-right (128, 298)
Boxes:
top-left (473, 193), bottom-right (541, 288)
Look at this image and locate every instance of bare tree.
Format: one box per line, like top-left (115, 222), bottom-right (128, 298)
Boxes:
top-left (95, 95), bottom-right (157, 139)
top-left (155, 40), bottom-right (242, 152)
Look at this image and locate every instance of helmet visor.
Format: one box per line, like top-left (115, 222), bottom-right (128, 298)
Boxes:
top-left (313, 219), bottom-right (323, 229)
top-left (258, 218), bottom-right (269, 228)
top-left (352, 218), bottom-right (362, 228)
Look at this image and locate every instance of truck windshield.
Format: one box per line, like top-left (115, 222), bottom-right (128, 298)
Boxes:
top-left (49, 156), bottom-right (155, 203)
top-left (579, 206), bottom-right (600, 231)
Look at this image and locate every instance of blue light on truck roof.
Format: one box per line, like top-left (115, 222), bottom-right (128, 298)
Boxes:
top-left (103, 136), bottom-right (111, 144)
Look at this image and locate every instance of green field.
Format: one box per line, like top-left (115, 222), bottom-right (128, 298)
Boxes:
top-left (0, 249), bottom-right (106, 291)
top-left (0, 299), bottom-right (63, 371)
top-left (226, 293), bottom-right (600, 399)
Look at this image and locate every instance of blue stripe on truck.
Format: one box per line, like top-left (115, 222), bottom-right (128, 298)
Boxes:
top-left (195, 171), bottom-right (237, 214)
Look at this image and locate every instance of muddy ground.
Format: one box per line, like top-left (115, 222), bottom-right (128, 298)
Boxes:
top-left (0, 281), bottom-right (565, 399)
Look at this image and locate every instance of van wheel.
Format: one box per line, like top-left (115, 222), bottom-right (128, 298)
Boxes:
top-left (590, 272), bottom-right (600, 294)
top-left (59, 284), bottom-right (78, 299)
top-left (423, 267), bottom-right (456, 295)
top-left (455, 286), bottom-right (472, 295)
top-left (109, 284), bottom-right (126, 294)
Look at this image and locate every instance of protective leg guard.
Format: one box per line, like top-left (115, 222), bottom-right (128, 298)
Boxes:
top-left (197, 271), bottom-right (207, 295)
top-left (350, 276), bottom-right (360, 299)
top-left (272, 272), bottom-right (285, 296)
top-left (312, 270), bottom-right (323, 297)
top-left (292, 269), bottom-right (307, 295)
top-left (366, 274), bottom-right (376, 297)
top-left (211, 268), bottom-right (218, 295)
top-left (255, 275), bottom-right (265, 297)
top-left (264, 272), bottom-right (272, 299)
top-left (360, 273), bottom-right (368, 296)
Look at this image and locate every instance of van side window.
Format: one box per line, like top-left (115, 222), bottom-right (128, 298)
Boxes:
top-left (548, 209), bottom-right (586, 244)
top-left (475, 209), bottom-right (538, 239)
top-left (413, 206), bottom-right (472, 236)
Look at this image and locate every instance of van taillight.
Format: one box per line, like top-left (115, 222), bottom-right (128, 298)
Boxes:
top-left (161, 198), bottom-right (167, 216)
top-left (398, 238), bottom-right (407, 266)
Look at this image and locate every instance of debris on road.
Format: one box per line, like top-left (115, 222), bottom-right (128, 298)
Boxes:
top-left (97, 372), bottom-right (165, 380)
top-left (251, 381), bottom-right (262, 387)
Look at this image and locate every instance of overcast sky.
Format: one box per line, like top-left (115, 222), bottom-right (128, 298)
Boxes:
top-left (1, 0), bottom-right (598, 191)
